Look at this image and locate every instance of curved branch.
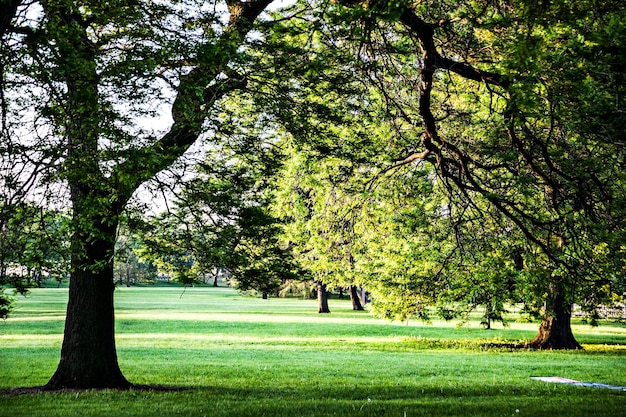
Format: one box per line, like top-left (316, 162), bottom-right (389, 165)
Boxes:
top-left (114, 0), bottom-right (273, 204)
top-left (391, 4), bottom-right (568, 264)
top-left (399, 8), bottom-right (509, 88)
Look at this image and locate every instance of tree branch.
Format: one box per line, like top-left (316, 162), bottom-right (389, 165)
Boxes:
top-left (114, 0), bottom-right (273, 204)
top-left (398, 8), bottom-right (509, 88)
top-left (0, 0), bottom-right (21, 40)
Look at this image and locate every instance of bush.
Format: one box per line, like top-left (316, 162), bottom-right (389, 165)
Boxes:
top-left (0, 288), bottom-right (15, 319)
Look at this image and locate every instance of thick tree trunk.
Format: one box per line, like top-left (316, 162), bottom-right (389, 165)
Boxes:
top-left (527, 282), bottom-right (581, 350)
top-left (0, 0), bottom-right (21, 39)
top-left (349, 286), bottom-right (364, 311)
top-left (317, 281), bottom-right (330, 313)
top-left (45, 230), bottom-right (131, 390)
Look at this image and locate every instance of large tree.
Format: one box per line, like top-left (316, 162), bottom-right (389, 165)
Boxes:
top-left (330, 0), bottom-right (626, 348)
top-left (1, 0), bottom-right (273, 389)
top-left (268, 0), bottom-right (625, 347)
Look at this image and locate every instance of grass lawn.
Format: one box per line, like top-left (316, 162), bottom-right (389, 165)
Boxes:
top-left (1, 284), bottom-right (625, 416)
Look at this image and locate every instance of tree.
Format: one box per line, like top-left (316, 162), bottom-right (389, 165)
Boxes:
top-left (2, 0), bottom-right (274, 389)
top-left (138, 112), bottom-right (303, 297)
top-left (348, 286), bottom-right (365, 311)
top-left (273, 151), bottom-right (369, 313)
top-left (264, 0), bottom-right (625, 346)
top-left (0, 202), bottom-right (70, 314)
top-left (325, 0), bottom-right (626, 348)
top-left (114, 232), bottom-right (158, 287)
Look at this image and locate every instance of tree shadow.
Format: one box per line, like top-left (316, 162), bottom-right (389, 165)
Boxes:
top-left (0, 384), bottom-right (189, 396)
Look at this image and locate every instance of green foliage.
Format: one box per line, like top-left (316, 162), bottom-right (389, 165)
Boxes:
top-left (283, 0), bottom-right (626, 334)
top-left (0, 288), bottom-right (14, 319)
top-left (2, 0), bottom-right (277, 274)
top-left (114, 231), bottom-right (158, 286)
top-left (136, 90), bottom-right (303, 294)
top-left (0, 203), bottom-right (71, 290)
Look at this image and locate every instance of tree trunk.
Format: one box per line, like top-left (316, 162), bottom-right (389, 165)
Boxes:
top-left (0, 0), bottom-right (21, 39)
top-left (527, 281), bottom-right (581, 350)
top-left (483, 304), bottom-right (492, 330)
top-left (125, 262), bottom-right (132, 287)
top-left (349, 286), bottom-right (364, 311)
top-left (317, 281), bottom-right (330, 313)
top-left (45, 227), bottom-right (131, 390)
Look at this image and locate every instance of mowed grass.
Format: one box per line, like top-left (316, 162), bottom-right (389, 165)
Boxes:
top-left (1, 285), bottom-right (625, 416)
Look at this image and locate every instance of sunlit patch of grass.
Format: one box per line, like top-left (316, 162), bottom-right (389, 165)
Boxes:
top-left (115, 311), bottom-right (383, 324)
top-left (4, 315), bottom-right (67, 322)
top-left (0, 334), bottom-right (62, 345)
top-left (580, 343), bottom-right (626, 353)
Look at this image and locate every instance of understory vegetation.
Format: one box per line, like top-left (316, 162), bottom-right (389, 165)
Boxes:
top-left (1, 285), bottom-right (624, 417)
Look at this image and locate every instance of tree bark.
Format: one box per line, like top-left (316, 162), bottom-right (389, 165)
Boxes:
top-left (349, 286), bottom-right (364, 310)
top-left (317, 281), bottom-right (330, 313)
top-left (45, 225), bottom-right (131, 389)
top-left (0, 0), bottom-right (21, 40)
top-left (527, 281), bottom-right (581, 350)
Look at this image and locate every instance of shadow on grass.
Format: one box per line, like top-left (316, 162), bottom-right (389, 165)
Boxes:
top-left (1, 380), bottom-right (624, 417)
top-left (0, 384), bottom-right (189, 396)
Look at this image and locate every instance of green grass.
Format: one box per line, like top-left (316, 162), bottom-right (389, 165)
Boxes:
top-left (1, 286), bottom-right (625, 416)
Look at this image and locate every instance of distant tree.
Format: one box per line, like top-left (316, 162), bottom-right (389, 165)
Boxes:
top-left (1, 203), bottom-right (70, 281)
top-left (138, 90), bottom-right (303, 298)
top-left (348, 286), bottom-right (365, 311)
top-left (114, 232), bottom-right (158, 287)
top-left (0, 202), bottom-right (70, 315)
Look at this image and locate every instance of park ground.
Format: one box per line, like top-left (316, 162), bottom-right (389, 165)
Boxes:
top-left (1, 284), bottom-right (625, 416)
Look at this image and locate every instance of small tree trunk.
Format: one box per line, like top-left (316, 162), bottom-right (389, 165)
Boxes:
top-left (527, 281), bottom-right (581, 350)
top-left (349, 286), bottom-right (364, 311)
top-left (317, 281), bottom-right (330, 313)
top-left (482, 301), bottom-right (492, 330)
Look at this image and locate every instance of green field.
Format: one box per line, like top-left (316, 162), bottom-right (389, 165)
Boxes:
top-left (1, 285), bottom-right (625, 416)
